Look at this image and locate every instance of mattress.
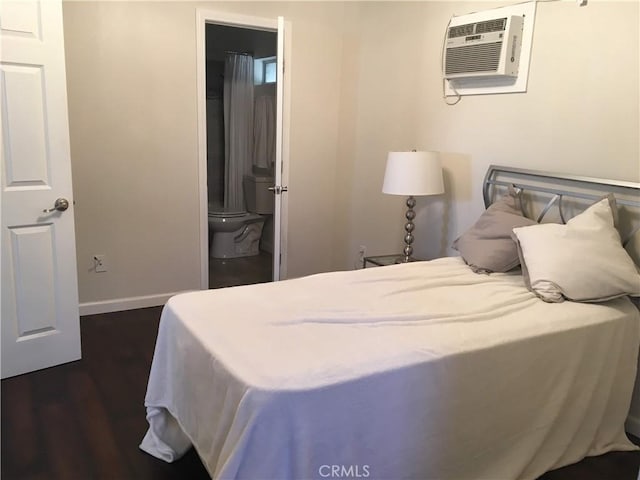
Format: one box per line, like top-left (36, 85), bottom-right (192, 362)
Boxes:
top-left (141, 257), bottom-right (640, 479)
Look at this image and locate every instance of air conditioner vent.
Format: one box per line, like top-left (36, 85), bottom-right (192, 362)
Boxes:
top-left (445, 42), bottom-right (501, 75)
top-left (475, 18), bottom-right (507, 34)
top-left (448, 23), bottom-right (475, 39)
top-left (447, 18), bottom-right (507, 39)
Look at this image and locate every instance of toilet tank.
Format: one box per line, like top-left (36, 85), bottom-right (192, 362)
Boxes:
top-left (244, 174), bottom-right (274, 214)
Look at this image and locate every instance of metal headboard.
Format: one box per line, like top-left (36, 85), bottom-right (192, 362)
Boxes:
top-left (482, 165), bottom-right (640, 245)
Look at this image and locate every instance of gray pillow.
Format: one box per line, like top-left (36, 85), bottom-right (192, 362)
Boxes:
top-left (453, 185), bottom-right (537, 273)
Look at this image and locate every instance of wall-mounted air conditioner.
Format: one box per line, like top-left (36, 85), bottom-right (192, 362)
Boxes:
top-left (443, 15), bottom-right (524, 80)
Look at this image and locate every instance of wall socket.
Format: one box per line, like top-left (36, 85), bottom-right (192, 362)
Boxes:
top-left (358, 245), bottom-right (367, 265)
top-left (93, 254), bottom-right (107, 273)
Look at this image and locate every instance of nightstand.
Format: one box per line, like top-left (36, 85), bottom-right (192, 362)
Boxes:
top-left (363, 254), bottom-right (420, 268)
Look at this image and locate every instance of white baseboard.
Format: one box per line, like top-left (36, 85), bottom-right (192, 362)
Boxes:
top-left (79, 291), bottom-right (191, 316)
top-left (626, 414), bottom-right (640, 438)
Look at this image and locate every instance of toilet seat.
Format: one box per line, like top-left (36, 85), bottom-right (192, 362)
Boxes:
top-left (208, 210), bottom-right (246, 218)
top-left (208, 212), bottom-right (262, 224)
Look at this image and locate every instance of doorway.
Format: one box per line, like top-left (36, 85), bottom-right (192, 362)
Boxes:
top-left (196, 11), bottom-right (289, 290)
top-left (205, 24), bottom-right (276, 289)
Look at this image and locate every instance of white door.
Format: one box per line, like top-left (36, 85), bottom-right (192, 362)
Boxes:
top-left (272, 16), bottom-right (287, 281)
top-left (1, 0), bottom-right (81, 378)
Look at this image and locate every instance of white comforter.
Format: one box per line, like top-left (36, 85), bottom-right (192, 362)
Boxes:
top-left (141, 257), bottom-right (639, 479)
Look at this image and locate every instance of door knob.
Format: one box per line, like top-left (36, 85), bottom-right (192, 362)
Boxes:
top-left (267, 186), bottom-right (288, 194)
top-left (43, 198), bottom-right (70, 213)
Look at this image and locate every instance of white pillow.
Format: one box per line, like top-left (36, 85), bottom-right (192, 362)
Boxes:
top-left (512, 197), bottom-right (640, 303)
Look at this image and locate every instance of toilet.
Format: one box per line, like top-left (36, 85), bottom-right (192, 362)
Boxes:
top-left (208, 174), bottom-right (274, 259)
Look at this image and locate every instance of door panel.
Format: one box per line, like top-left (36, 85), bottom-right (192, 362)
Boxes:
top-left (2, 64), bottom-right (49, 186)
top-left (1, 1), bottom-right (41, 39)
top-left (8, 224), bottom-right (57, 336)
top-left (1, 0), bottom-right (81, 378)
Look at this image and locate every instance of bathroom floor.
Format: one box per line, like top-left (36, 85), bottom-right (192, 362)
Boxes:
top-left (209, 250), bottom-right (273, 289)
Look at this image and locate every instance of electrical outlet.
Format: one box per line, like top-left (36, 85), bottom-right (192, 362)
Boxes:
top-left (358, 245), bottom-right (367, 264)
top-left (93, 254), bottom-right (107, 273)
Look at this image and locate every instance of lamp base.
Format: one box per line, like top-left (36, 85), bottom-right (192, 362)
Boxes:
top-left (402, 196), bottom-right (416, 261)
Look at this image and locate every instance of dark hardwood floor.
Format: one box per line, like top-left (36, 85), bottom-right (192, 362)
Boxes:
top-left (1, 307), bottom-right (210, 480)
top-left (2, 306), bottom-right (639, 480)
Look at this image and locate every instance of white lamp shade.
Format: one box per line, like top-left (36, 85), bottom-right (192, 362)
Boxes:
top-left (382, 151), bottom-right (444, 196)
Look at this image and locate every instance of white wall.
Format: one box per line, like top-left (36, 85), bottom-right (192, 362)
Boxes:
top-left (64, 1), bottom-right (201, 307)
top-left (63, 1), bottom-right (639, 308)
top-left (63, 1), bottom-right (353, 306)
top-left (344, 0), bottom-right (639, 266)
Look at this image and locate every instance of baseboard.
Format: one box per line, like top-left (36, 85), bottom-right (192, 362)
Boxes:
top-left (79, 291), bottom-right (191, 316)
top-left (626, 414), bottom-right (640, 438)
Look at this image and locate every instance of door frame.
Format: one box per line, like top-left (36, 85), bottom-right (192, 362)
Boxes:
top-left (195, 9), bottom-right (291, 288)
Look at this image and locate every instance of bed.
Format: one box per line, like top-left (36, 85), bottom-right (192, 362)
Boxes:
top-left (141, 166), bottom-right (640, 479)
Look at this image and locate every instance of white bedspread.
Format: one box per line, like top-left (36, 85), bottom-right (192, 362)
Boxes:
top-left (141, 257), bottom-right (639, 479)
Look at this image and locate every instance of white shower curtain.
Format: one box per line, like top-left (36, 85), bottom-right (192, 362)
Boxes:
top-left (223, 54), bottom-right (254, 213)
top-left (253, 94), bottom-right (276, 172)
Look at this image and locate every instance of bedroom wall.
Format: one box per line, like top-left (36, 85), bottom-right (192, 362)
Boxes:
top-left (343, 0), bottom-right (639, 265)
top-left (63, 0), bottom-right (638, 308)
top-left (63, 1), bottom-right (354, 307)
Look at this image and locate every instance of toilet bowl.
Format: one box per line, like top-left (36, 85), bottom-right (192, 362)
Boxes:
top-left (208, 173), bottom-right (274, 259)
top-left (208, 211), bottom-right (265, 259)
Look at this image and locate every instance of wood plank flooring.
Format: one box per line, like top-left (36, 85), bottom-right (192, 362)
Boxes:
top-left (2, 306), bottom-right (639, 480)
top-left (2, 307), bottom-right (210, 480)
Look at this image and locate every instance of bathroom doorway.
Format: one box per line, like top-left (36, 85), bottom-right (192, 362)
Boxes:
top-left (196, 11), bottom-right (289, 290)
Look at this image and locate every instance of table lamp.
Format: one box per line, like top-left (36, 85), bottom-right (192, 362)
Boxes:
top-left (382, 151), bottom-right (444, 262)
